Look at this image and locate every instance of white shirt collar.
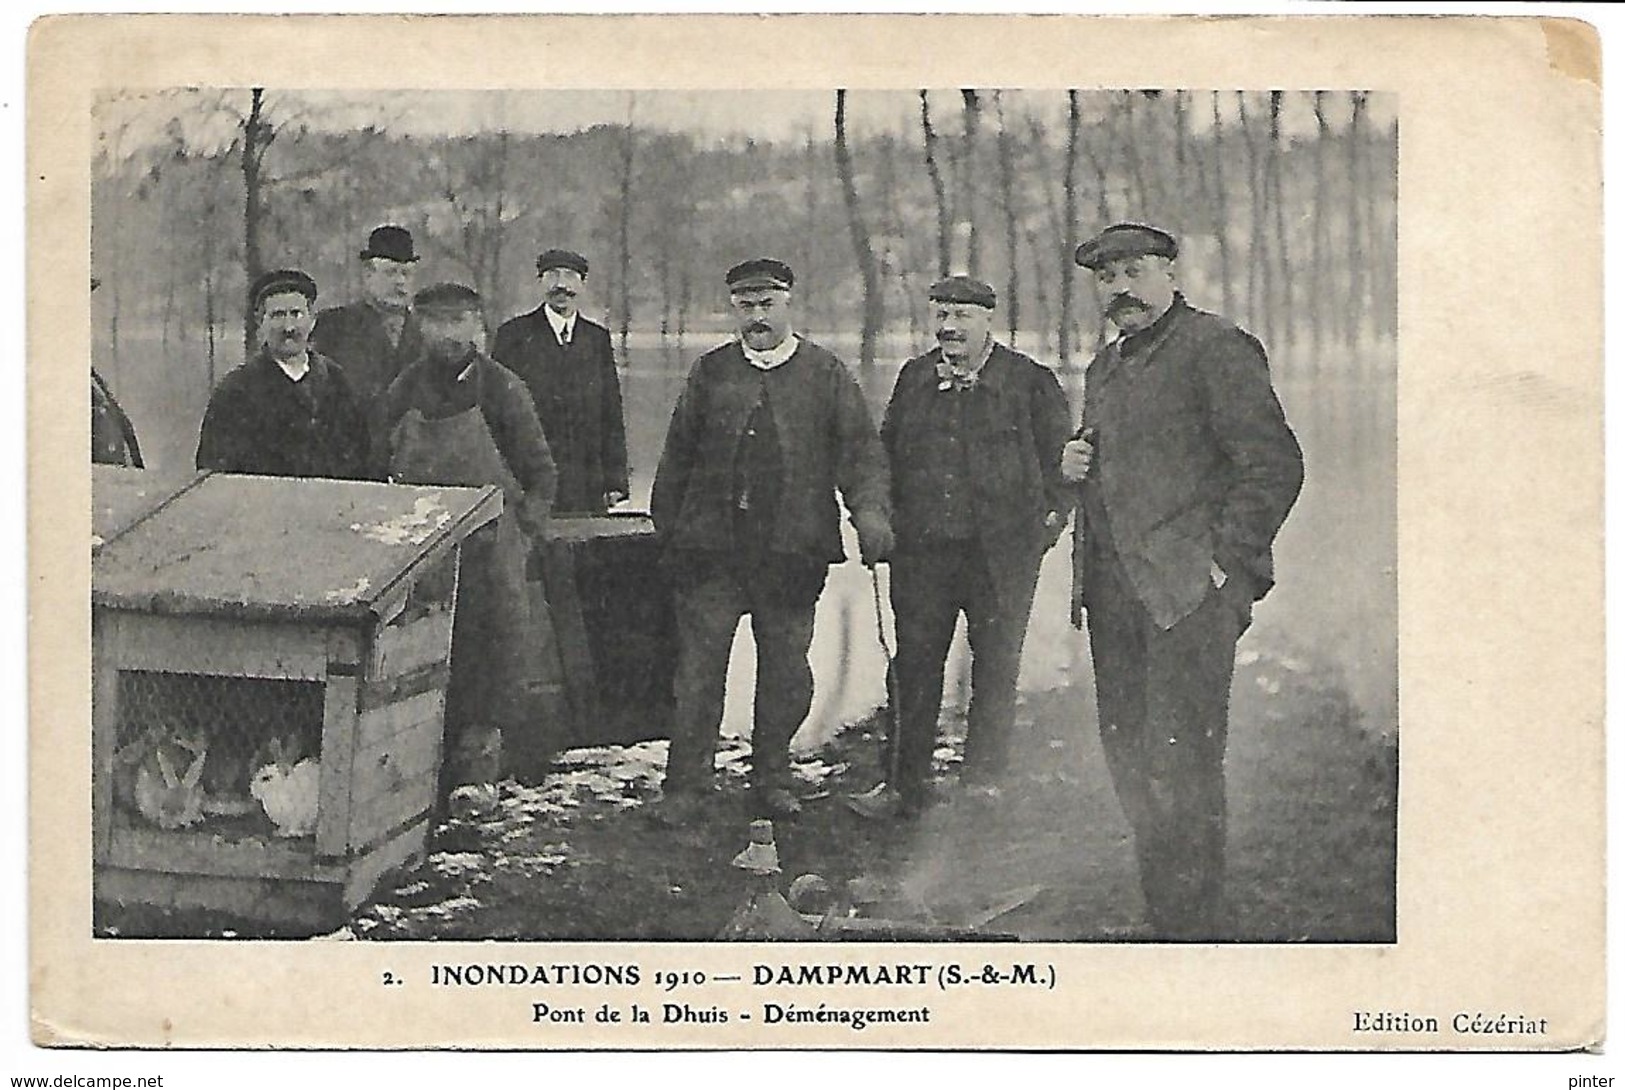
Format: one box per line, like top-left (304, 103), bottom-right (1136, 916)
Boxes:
top-left (274, 352), bottom-right (311, 383)
top-left (544, 305), bottom-right (577, 344)
top-left (741, 332), bottom-right (800, 371)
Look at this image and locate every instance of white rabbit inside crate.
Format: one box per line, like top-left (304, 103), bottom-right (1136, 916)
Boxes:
top-left (110, 671), bottom-right (325, 838)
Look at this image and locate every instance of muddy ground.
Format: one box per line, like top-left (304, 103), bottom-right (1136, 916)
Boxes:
top-left (100, 638), bottom-right (1396, 944)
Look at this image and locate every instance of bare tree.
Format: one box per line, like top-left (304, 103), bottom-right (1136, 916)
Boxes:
top-left (1208, 91), bottom-right (1236, 318)
top-left (959, 89), bottom-right (983, 276)
top-left (834, 90), bottom-right (883, 370)
top-left (919, 91), bottom-right (952, 278)
top-left (993, 92), bottom-right (1021, 344)
top-left (1347, 90), bottom-right (1369, 346)
top-left (616, 96), bottom-right (637, 356)
top-left (1058, 89), bottom-right (1083, 367)
top-left (1311, 90), bottom-right (1330, 355)
top-left (1268, 91), bottom-right (1294, 352)
top-left (241, 88), bottom-right (272, 355)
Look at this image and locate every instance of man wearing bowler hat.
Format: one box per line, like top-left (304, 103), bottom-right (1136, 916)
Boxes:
top-left (492, 248), bottom-right (629, 515)
top-left (376, 283), bottom-right (558, 807)
top-left (1065, 223), bottom-right (1303, 939)
top-left (313, 225), bottom-right (424, 410)
top-left (651, 258), bottom-right (893, 820)
top-left (196, 269), bottom-right (369, 480)
top-left (847, 276), bottom-right (1072, 821)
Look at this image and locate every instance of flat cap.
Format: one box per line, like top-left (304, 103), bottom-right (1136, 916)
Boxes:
top-left (536, 249), bottom-right (590, 277)
top-left (726, 257), bottom-right (795, 292)
top-left (929, 275), bottom-right (997, 309)
top-left (412, 282), bottom-right (483, 315)
top-left (250, 269), bottom-right (318, 311)
top-left (1074, 222), bottom-right (1179, 269)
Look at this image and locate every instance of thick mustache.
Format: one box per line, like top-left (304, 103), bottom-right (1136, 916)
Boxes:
top-left (548, 288), bottom-right (577, 297)
top-left (1107, 294), bottom-right (1146, 313)
top-left (746, 322), bottom-right (773, 333)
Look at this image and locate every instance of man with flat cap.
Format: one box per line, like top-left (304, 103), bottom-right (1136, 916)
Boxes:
top-left (492, 248), bottom-right (629, 515)
top-left (377, 283), bottom-right (558, 807)
top-left (651, 258), bottom-right (893, 820)
top-left (847, 276), bottom-right (1072, 821)
top-left (1065, 222), bottom-right (1303, 939)
top-left (313, 225), bottom-right (424, 412)
top-left (196, 269), bottom-right (369, 479)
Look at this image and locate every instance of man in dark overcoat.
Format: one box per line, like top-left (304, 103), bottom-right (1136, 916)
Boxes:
top-left (312, 225), bottom-right (424, 412)
top-left (650, 258), bottom-right (893, 820)
top-left (1065, 223), bottom-right (1304, 939)
top-left (847, 277), bottom-right (1072, 821)
top-left (195, 269), bottom-right (369, 480)
top-left (491, 248), bottom-right (629, 515)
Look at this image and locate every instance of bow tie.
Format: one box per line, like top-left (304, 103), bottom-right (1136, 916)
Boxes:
top-left (935, 357), bottom-right (981, 392)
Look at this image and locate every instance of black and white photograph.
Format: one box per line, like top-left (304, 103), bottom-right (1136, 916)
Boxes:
top-left (28, 12), bottom-right (1603, 1054)
top-left (86, 85), bottom-right (1397, 946)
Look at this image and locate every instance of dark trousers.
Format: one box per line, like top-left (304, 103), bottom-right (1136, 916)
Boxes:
top-left (665, 550), bottom-right (826, 797)
top-left (1084, 550), bottom-right (1251, 938)
top-left (888, 540), bottom-right (1043, 800)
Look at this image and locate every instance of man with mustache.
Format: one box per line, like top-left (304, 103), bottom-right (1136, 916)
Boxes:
top-left (651, 258), bottom-right (892, 820)
top-left (312, 225), bottom-right (424, 411)
top-left (376, 282), bottom-right (558, 808)
top-left (1065, 223), bottom-right (1303, 939)
top-left (195, 269), bottom-right (369, 480)
top-left (846, 276), bottom-right (1072, 821)
top-left (492, 249), bottom-right (629, 515)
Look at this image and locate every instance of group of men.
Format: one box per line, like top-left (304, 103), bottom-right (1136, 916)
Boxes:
top-left (96, 217), bottom-right (1303, 939)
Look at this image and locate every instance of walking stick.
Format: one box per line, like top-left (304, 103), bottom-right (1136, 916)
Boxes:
top-left (870, 564), bottom-right (904, 790)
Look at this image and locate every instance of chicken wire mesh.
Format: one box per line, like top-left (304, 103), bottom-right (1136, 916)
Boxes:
top-left (109, 670), bottom-right (325, 835)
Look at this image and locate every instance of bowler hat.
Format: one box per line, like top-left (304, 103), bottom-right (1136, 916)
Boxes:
top-left (726, 258), bottom-right (795, 292)
top-left (537, 249), bottom-right (589, 277)
top-left (413, 282), bottom-right (483, 315)
top-left (929, 275), bottom-right (997, 309)
top-left (360, 225), bottom-right (419, 264)
top-left (1074, 223), bottom-right (1179, 270)
top-left (250, 269), bottom-right (318, 311)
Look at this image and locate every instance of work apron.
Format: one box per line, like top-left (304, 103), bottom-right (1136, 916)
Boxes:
top-left (389, 399), bottom-right (546, 753)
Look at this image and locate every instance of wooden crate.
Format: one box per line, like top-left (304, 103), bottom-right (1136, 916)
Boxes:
top-left (91, 468), bottom-right (500, 933)
top-left (533, 512), bottom-right (676, 748)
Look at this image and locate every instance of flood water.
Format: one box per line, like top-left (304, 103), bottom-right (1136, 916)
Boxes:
top-left (97, 329), bottom-right (1397, 741)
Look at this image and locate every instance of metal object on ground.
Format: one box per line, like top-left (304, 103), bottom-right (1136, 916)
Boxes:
top-left (730, 818), bottom-right (781, 875)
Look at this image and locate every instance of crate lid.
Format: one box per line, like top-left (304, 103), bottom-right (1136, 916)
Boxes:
top-left (92, 469), bottom-right (502, 622)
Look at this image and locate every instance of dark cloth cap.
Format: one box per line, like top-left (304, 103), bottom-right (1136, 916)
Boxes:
top-left (413, 282), bottom-right (483, 315)
top-left (1074, 222), bottom-right (1179, 269)
top-left (537, 249), bottom-right (589, 277)
top-left (929, 275), bottom-right (997, 309)
top-left (360, 225), bottom-right (419, 263)
top-left (250, 269), bottom-right (318, 311)
top-left (726, 258), bottom-right (795, 292)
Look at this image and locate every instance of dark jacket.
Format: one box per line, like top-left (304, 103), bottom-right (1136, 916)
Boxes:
top-left (651, 338), bottom-right (888, 564)
top-left (312, 302), bottom-right (423, 407)
top-left (377, 352), bottom-right (558, 540)
top-left (490, 306), bottom-right (629, 514)
top-left (195, 350), bottom-right (370, 480)
top-left (1074, 296), bottom-right (1304, 630)
top-left (92, 368), bottom-right (143, 468)
top-left (883, 342), bottom-right (1073, 561)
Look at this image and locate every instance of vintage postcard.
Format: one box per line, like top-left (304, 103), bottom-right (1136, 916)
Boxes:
top-left (27, 13), bottom-right (1602, 1050)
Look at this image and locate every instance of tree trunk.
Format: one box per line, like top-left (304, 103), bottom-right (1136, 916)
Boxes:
top-left (834, 90), bottom-right (883, 370)
top-left (1237, 92), bottom-right (1269, 344)
top-left (241, 87), bottom-right (269, 357)
top-left (920, 91), bottom-right (952, 278)
top-left (1058, 89), bottom-right (1082, 368)
top-left (1209, 92), bottom-right (1235, 318)
top-left (1311, 90), bottom-right (1329, 356)
top-left (617, 100), bottom-right (636, 358)
top-left (1347, 91), bottom-right (1368, 347)
top-left (1119, 91), bottom-right (1152, 217)
top-left (993, 92), bottom-right (1020, 344)
top-left (1023, 225), bottom-right (1053, 356)
top-left (959, 89), bottom-right (982, 277)
top-left (1268, 91), bottom-right (1293, 353)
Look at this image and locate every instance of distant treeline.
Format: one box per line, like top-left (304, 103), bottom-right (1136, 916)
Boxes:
top-left (93, 89), bottom-right (1396, 382)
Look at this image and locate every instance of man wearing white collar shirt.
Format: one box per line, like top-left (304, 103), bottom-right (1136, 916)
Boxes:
top-left (195, 269), bottom-right (369, 480)
top-left (651, 258), bottom-right (893, 821)
top-left (492, 248), bottom-right (630, 515)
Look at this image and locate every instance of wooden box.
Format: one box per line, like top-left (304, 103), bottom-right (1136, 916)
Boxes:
top-left (91, 468), bottom-right (500, 932)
